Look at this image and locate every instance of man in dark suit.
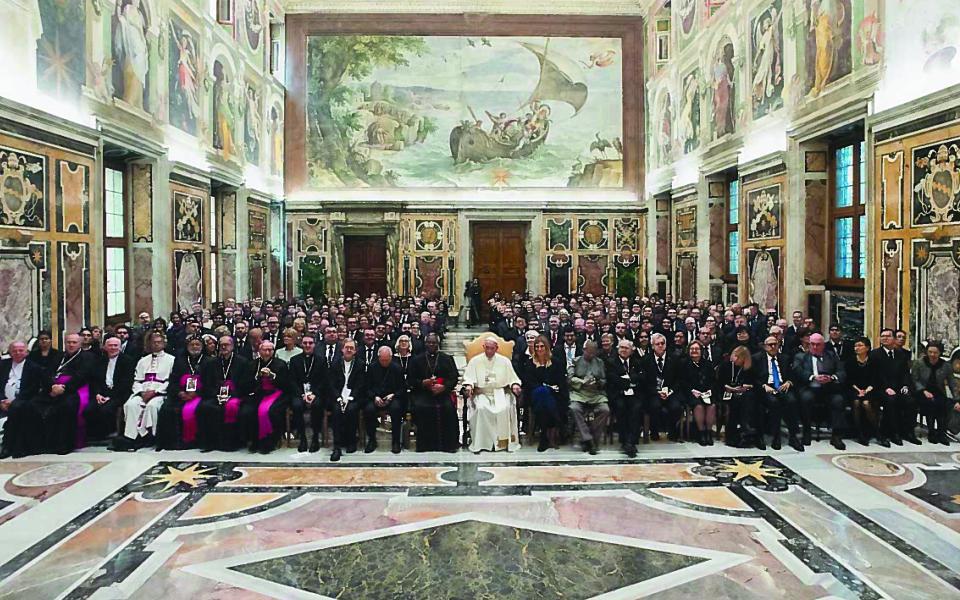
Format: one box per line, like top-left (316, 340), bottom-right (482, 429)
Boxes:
top-left (86, 336), bottom-right (136, 441)
top-left (114, 324), bottom-right (141, 359)
top-left (291, 332), bottom-right (327, 453)
top-left (827, 324), bottom-right (851, 362)
top-left (752, 336), bottom-right (803, 451)
top-left (607, 339), bottom-right (653, 457)
top-left (641, 333), bottom-right (681, 442)
top-left (870, 328), bottom-right (920, 445)
top-left (793, 333), bottom-right (848, 449)
top-left (327, 338), bottom-right (366, 461)
top-left (555, 328), bottom-right (583, 371)
top-left (362, 346), bottom-right (407, 454)
top-left (0, 341), bottom-right (44, 458)
top-left (409, 333), bottom-right (459, 452)
top-left (317, 326), bottom-right (342, 369)
top-left (359, 329), bottom-right (379, 370)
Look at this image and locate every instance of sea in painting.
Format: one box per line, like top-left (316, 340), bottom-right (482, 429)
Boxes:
top-left (305, 35), bottom-right (624, 189)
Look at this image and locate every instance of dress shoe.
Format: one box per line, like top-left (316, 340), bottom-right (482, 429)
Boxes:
top-left (857, 435), bottom-right (870, 446)
top-left (830, 436), bottom-right (846, 451)
top-left (298, 438), bottom-right (308, 453)
top-left (330, 448), bottom-right (342, 462)
top-left (706, 432), bottom-right (714, 446)
top-left (771, 437), bottom-right (782, 450)
top-left (755, 438), bottom-right (766, 451)
top-left (904, 434), bottom-right (921, 445)
top-left (802, 431), bottom-right (812, 446)
top-left (309, 438), bottom-right (321, 453)
top-left (580, 441), bottom-right (592, 453)
top-left (625, 444), bottom-right (638, 458)
top-left (939, 434), bottom-right (951, 446)
top-left (650, 432), bottom-right (661, 442)
top-left (589, 443), bottom-right (598, 456)
top-left (890, 435), bottom-right (902, 446)
top-left (538, 436), bottom-right (550, 452)
top-left (248, 441), bottom-right (258, 453)
top-left (788, 437), bottom-right (803, 452)
top-left (346, 444), bottom-right (357, 454)
top-left (0, 449), bottom-right (11, 460)
top-left (392, 441), bottom-right (401, 454)
top-left (364, 440), bottom-right (377, 454)
top-left (876, 437), bottom-right (891, 448)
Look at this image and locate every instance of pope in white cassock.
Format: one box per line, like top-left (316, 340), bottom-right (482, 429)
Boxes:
top-left (462, 338), bottom-right (522, 453)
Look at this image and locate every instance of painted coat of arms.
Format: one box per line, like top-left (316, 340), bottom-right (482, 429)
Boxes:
top-left (913, 141), bottom-right (960, 225)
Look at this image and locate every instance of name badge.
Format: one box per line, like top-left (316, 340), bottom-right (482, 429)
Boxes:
top-left (303, 383), bottom-right (312, 394)
top-left (185, 377), bottom-right (198, 392)
top-left (219, 385), bottom-right (230, 398)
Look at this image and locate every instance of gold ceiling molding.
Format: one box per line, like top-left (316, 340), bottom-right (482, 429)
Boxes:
top-left (282, 0), bottom-right (646, 16)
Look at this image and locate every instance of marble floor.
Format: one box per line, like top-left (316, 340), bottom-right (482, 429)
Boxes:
top-left (0, 441), bottom-right (959, 599)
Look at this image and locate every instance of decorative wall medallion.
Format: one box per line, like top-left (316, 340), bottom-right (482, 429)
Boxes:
top-left (614, 217), bottom-right (640, 251)
top-left (578, 219), bottom-right (609, 250)
top-left (415, 221), bottom-right (443, 252)
top-left (912, 141), bottom-right (960, 226)
top-left (0, 148), bottom-right (46, 230)
top-left (747, 184), bottom-right (782, 240)
top-left (173, 192), bottom-right (203, 243)
top-left (547, 218), bottom-right (572, 251)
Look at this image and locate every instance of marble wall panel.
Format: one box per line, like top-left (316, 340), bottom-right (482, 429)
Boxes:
top-left (656, 213), bottom-right (669, 275)
top-left (547, 254), bottom-right (572, 295)
top-left (220, 192), bottom-right (236, 250)
top-left (880, 151), bottom-right (903, 230)
top-left (880, 239), bottom-right (902, 330)
top-left (674, 205), bottom-right (697, 249)
top-left (709, 203), bottom-right (725, 279)
top-left (676, 253), bottom-right (696, 301)
top-left (919, 250), bottom-right (960, 348)
top-left (415, 256), bottom-right (443, 299)
top-left (578, 255), bottom-right (607, 295)
top-left (547, 218), bottom-right (572, 251)
top-left (221, 253), bottom-right (237, 301)
top-left (57, 242), bottom-right (89, 337)
top-left (297, 218), bottom-right (324, 253)
top-left (174, 250), bottom-right (203, 312)
top-left (804, 180), bottom-right (828, 285)
top-left (55, 160), bottom-right (88, 234)
top-left (132, 247), bottom-right (153, 317)
top-left (0, 251), bottom-right (39, 350)
top-left (131, 164), bottom-right (153, 243)
top-left (249, 209), bottom-right (267, 251)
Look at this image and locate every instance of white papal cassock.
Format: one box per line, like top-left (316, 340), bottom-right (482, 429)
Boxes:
top-left (463, 352), bottom-right (521, 453)
top-left (122, 352), bottom-right (175, 440)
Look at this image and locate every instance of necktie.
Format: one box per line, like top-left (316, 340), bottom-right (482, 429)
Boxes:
top-left (623, 359), bottom-right (629, 372)
top-left (327, 346), bottom-right (334, 364)
top-left (771, 357), bottom-right (781, 388)
top-left (657, 356), bottom-right (664, 372)
top-left (887, 349), bottom-right (893, 359)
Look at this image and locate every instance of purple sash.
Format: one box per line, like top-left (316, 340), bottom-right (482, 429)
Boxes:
top-left (180, 373), bottom-right (201, 444)
top-left (257, 376), bottom-right (281, 440)
top-left (57, 374), bottom-right (91, 449)
top-left (221, 379), bottom-right (241, 424)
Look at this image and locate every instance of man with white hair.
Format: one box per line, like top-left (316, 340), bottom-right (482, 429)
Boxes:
top-left (0, 341), bottom-right (44, 458)
top-left (241, 340), bottom-right (294, 454)
top-left (462, 337), bottom-right (522, 453)
top-left (114, 331), bottom-right (174, 450)
top-left (793, 332), bottom-right (847, 450)
top-left (362, 346), bottom-right (406, 454)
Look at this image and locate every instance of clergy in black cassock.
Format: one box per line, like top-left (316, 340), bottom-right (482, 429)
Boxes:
top-left (290, 333), bottom-right (327, 453)
top-left (240, 341), bottom-right (293, 454)
top-left (33, 333), bottom-right (96, 454)
top-left (156, 336), bottom-right (211, 450)
top-left (409, 334), bottom-right (459, 453)
top-left (326, 339), bottom-right (367, 462)
top-left (361, 346), bottom-right (407, 454)
top-left (196, 336), bottom-right (252, 451)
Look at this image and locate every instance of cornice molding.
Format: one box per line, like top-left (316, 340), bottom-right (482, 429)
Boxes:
top-left (282, 0), bottom-right (645, 15)
top-left (869, 83), bottom-right (960, 135)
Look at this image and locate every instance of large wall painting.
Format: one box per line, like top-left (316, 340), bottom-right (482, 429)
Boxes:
top-left (212, 60), bottom-right (237, 159)
top-left (36, 0), bottom-right (85, 100)
top-left (112, 0), bottom-right (152, 110)
top-left (710, 37), bottom-right (735, 140)
top-left (804, 0), bottom-right (852, 98)
top-left (244, 84), bottom-right (262, 165)
top-left (750, 0), bottom-right (784, 119)
top-left (912, 139), bottom-right (960, 226)
top-left (305, 35), bottom-right (624, 188)
top-left (168, 17), bottom-right (202, 136)
top-left (174, 250), bottom-right (203, 312)
top-left (678, 70), bottom-right (700, 154)
top-left (748, 247), bottom-right (780, 313)
top-left (747, 184), bottom-right (782, 240)
top-left (173, 192), bottom-right (203, 243)
top-left (243, 0), bottom-right (264, 53)
top-left (0, 147), bottom-right (46, 230)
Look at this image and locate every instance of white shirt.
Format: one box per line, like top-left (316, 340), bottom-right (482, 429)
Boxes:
top-left (341, 359), bottom-right (354, 400)
top-left (4, 360), bottom-right (24, 400)
top-left (106, 355), bottom-right (118, 388)
top-left (766, 354), bottom-right (778, 385)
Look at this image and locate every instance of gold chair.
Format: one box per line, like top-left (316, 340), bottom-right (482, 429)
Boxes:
top-left (462, 332), bottom-right (515, 361)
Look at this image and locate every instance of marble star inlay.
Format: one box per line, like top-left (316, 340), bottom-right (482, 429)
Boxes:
top-left (717, 459), bottom-right (783, 484)
top-left (184, 514), bottom-right (749, 600)
top-left (144, 464), bottom-right (216, 492)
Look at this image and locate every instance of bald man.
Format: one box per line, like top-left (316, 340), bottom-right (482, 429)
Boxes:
top-left (0, 341), bottom-right (44, 458)
top-left (361, 346), bottom-right (407, 454)
top-left (34, 333), bottom-right (96, 454)
top-left (240, 340), bottom-right (293, 454)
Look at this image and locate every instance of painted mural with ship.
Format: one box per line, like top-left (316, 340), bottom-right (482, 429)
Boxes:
top-left (305, 35), bottom-right (624, 188)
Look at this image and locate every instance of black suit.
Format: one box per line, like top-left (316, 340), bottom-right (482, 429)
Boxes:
top-left (0, 358), bottom-right (44, 457)
top-left (362, 361), bottom-right (407, 446)
top-left (827, 340), bottom-right (851, 363)
top-left (327, 358), bottom-right (367, 450)
top-left (33, 350), bottom-right (96, 454)
top-left (317, 342), bottom-right (342, 369)
top-left (793, 351), bottom-right (847, 436)
top-left (290, 352), bottom-right (327, 443)
top-left (408, 351), bottom-right (459, 452)
top-left (86, 353), bottom-right (136, 440)
top-left (554, 343), bottom-right (583, 370)
top-left (606, 355), bottom-right (654, 447)
top-left (751, 351), bottom-right (800, 441)
top-left (869, 347), bottom-right (916, 439)
top-left (641, 351), bottom-right (681, 438)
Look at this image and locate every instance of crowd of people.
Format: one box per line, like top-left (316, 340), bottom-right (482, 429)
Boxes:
top-left (0, 291), bottom-right (957, 461)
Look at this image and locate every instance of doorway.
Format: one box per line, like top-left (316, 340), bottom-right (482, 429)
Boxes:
top-left (344, 235), bottom-right (387, 297)
top-left (471, 222), bottom-right (527, 312)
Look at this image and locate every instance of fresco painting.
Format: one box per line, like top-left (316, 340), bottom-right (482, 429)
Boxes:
top-left (678, 70), bottom-right (700, 153)
top-left (750, 0), bottom-right (784, 119)
top-left (112, 0), bottom-right (151, 110)
top-left (245, 84), bottom-right (263, 165)
top-left (710, 37), bottom-right (735, 139)
top-left (805, 0), bottom-right (852, 98)
top-left (305, 35), bottom-right (624, 188)
top-left (36, 0), bottom-right (86, 100)
top-left (168, 17), bottom-right (202, 136)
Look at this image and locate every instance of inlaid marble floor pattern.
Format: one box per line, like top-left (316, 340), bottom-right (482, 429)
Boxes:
top-left (0, 443), bottom-right (959, 599)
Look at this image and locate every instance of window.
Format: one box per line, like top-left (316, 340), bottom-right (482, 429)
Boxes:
top-left (270, 23), bottom-right (283, 77)
top-left (216, 0), bottom-right (233, 24)
top-left (655, 18), bottom-right (671, 64)
top-left (830, 141), bottom-right (866, 282)
top-left (104, 165), bottom-right (128, 319)
top-left (726, 178), bottom-right (740, 277)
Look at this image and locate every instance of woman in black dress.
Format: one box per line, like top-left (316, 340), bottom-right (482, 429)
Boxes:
top-left (521, 335), bottom-right (569, 452)
top-left (846, 336), bottom-right (885, 447)
top-left (681, 341), bottom-right (717, 446)
top-left (28, 330), bottom-right (63, 377)
top-left (717, 345), bottom-right (756, 447)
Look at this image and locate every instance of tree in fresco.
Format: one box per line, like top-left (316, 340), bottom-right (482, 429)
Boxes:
top-left (306, 35), bottom-right (427, 186)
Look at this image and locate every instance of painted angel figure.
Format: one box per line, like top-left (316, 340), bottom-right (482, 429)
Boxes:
top-left (752, 9), bottom-right (782, 106)
top-left (114, 0), bottom-right (149, 109)
top-left (176, 34), bottom-right (199, 119)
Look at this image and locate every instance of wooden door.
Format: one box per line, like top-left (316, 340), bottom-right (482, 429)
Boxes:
top-left (472, 223), bottom-right (527, 310)
top-left (344, 235), bottom-right (387, 297)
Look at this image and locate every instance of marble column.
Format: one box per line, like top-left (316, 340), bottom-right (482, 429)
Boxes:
top-left (235, 187), bottom-right (250, 301)
top-left (784, 141), bottom-right (807, 319)
top-left (151, 157), bottom-right (174, 317)
top-left (644, 194), bottom-right (657, 294)
top-left (695, 174), bottom-right (711, 300)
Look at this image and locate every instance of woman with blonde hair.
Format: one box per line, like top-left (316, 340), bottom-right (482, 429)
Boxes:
top-left (275, 327), bottom-right (303, 362)
top-left (521, 335), bottom-right (569, 452)
top-left (718, 345), bottom-right (756, 447)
